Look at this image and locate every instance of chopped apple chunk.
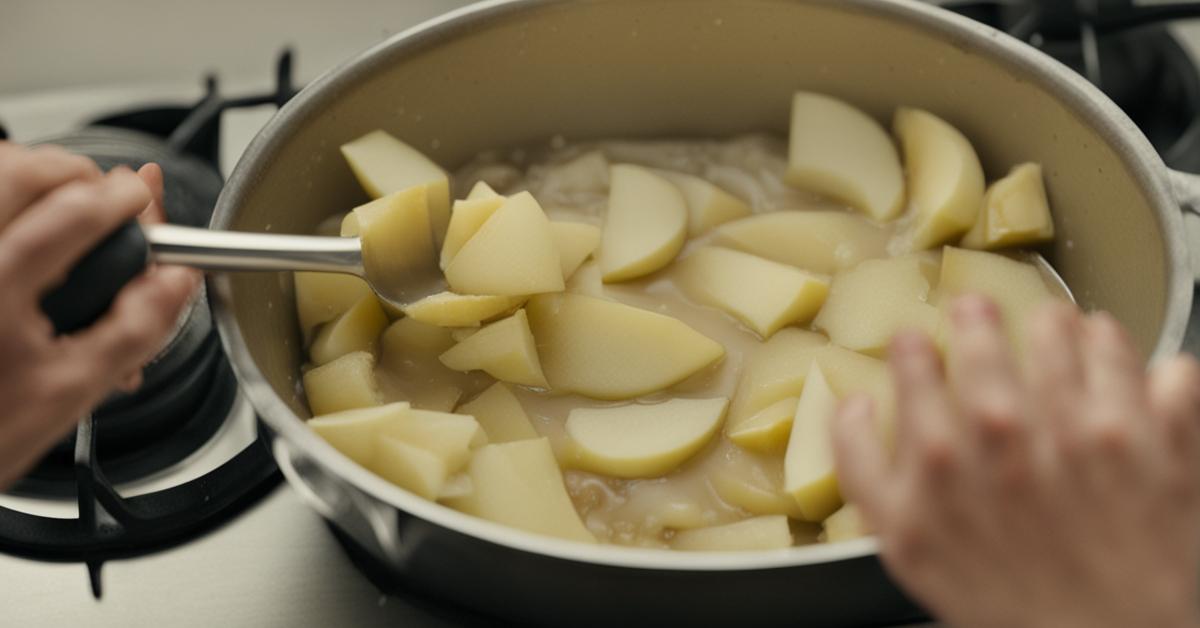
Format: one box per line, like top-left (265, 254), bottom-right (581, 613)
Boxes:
top-left (961, 163), bottom-right (1055, 250)
top-left (441, 196), bottom-right (504, 268)
top-left (309, 294), bottom-right (388, 365)
top-left (599, 164), bottom-right (688, 282)
top-left (303, 351), bottom-right (381, 415)
top-left (657, 170), bottom-right (752, 235)
top-left (715, 211), bottom-right (889, 275)
top-left (813, 257), bottom-right (940, 357)
top-left (550, 221), bottom-right (602, 280)
top-left (444, 192), bottom-right (564, 296)
top-left (458, 382), bottom-right (540, 443)
top-left (565, 397), bottom-right (728, 478)
top-left (294, 271), bottom-right (372, 338)
top-left (340, 129), bottom-right (451, 244)
top-left (403, 292), bottom-right (523, 328)
top-left (894, 108), bottom-right (985, 250)
top-left (783, 366), bottom-right (842, 521)
top-left (439, 310), bottom-right (548, 388)
top-left (671, 516), bottom-right (793, 551)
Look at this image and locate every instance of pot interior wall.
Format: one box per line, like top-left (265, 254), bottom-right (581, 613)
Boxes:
top-left (219, 0), bottom-right (1170, 418)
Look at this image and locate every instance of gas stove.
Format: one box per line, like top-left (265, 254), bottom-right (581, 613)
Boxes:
top-left (2, 1), bottom-right (1200, 627)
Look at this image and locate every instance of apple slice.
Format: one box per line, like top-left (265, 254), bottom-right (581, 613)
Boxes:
top-left (458, 382), bottom-right (540, 443)
top-left (308, 402), bottom-right (483, 471)
top-left (540, 150), bottom-right (611, 198)
top-left (466, 180), bottom-right (501, 201)
top-left (445, 438), bottom-right (596, 543)
top-left (822, 504), bottom-right (869, 543)
top-left (444, 191), bottom-right (565, 296)
top-left (550, 221), bottom-right (602, 280)
top-left (565, 260), bottom-right (605, 298)
top-left (671, 516), bottom-right (792, 551)
top-left (293, 271), bottom-right (372, 338)
top-left (727, 329), bottom-right (828, 430)
top-left (303, 351), bottom-right (381, 415)
top-left (380, 317), bottom-right (455, 358)
top-left (353, 186), bottom-right (436, 309)
top-left (727, 396), bottom-right (798, 453)
top-left (372, 437), bottom-right (450, 500)
top-left (813, 344), bottom-right (895, 428)
top-left (439, 309), bottom-right (548, 387)
top-left (308, 401), bottom-right (412, 464)
top-left (706, 442), bottom-right (803, 518)
top-left (961, 163), bottom-right (1055, 250)
top-left (677, 246), bottom-right (830, 338)
top-left (714, 211), bottom-right (889, 275)
top-left (938, 246), bottom-right (1056, 354)
top-left (340, 129), bottom-right (451, 244)
top-left (784, 366), bottom-right (842, 521)
top-left (440, 196), bottom-right (504, 268)
top-left (813, 257), bottom-right (940, 357)
top-left (787, 92), bottom-right (905, 221)
top-left (309, 294), bottom-right (388, 366)
top-left (403, 292), bottom-right (523, 328)
top-left (598, 164), bottom-right (688, 282)
top-left (565, 397), bottom-right (728, 478)
top-left (526, 293), bottom-right (725, 400)
top-left (657, 170), bottom-right (752, 235)
top-left (894, 108), bottom-right (986, 250)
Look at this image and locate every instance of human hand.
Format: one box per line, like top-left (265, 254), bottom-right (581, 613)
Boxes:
top-left (833, 296), bottom-right (1200, 628)
top-left (0, 141), bottom-right (200, 490)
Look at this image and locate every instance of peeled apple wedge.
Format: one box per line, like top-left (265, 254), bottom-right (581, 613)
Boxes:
top-left (670, 515), bottom-right (793, 551)
top-left (565, 397), bottom-right (728, 478)
top-left (812, 344), bottom-right (895, 437)
top-left (372, 437), bottom-right (451, 500)
top-left (308, 401), bottom-right (414, 464)
top-left (787, 92), bottom-right (905, 221)
top-left (783, 366), bottom-right (842, 521)
top-left (340, 129), bottom-right (451, 244)
top-left (938, 246), bottom-right (1055, 353)
top-left (715, 211), bottom-right (889, 275)
top-left (308, 402), bottom-right (483, 470)
top-left (466, 180), bottom-right (501, 201)
top-left (293, 271), bottom-right (373, 337)
top-left (380, 317), bottom-right (455, 359)
top-left (353, 186), bottom-right (436, 307)
top-left (458, 382), bottom-right (540, 443)
top-left (657, 170), bottom-right (752, 235)
top-left (961, 163), bottom-right (1055, 250)
top-left (445, 438), bottom-right (595, 543)
top-left (565, 260), bottom-right (605, 298)
top-left (677, 246), bottom-right (830, 338)
top-left (550, 221), bottom-right (602, 280)
top-left (727, 329), bottom-right (828, 430)
top-left (439, 309), bottom-right (548, 388)
top-left (707, 443), bottom-right (803, 518)
top-left (894, 108), bottom-right (986, 250)
top-left (822, 504), bottom-right (869, 543)
top-left (440, 196), bottom-right (504, 268)
top-left (813, 257), bottom-right (940, 357)
top-left (526, 293), bottom-right (726, 400)
top-left (727, 396), bottom-right (798, 453)
top-left (444, 192), bottom-right (565, 296)
top-left (403, 292), bottom-right (523, 328)
top-left (303, 351), bottom-right (381, 415)
top-left (598, 164), bottom-right (688, 282)
top-left (309, 294), bottom-right (388, 366)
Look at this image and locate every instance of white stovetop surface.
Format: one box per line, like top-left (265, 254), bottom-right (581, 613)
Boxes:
top-left (0, 1), bottom-right (1196, 627)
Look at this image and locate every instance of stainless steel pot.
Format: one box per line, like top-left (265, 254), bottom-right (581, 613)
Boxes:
top-left (209, 1), bottom-right (1199, 625)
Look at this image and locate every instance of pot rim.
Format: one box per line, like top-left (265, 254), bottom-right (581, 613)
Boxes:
top-left (210, 0), bottom-right (1192, 571)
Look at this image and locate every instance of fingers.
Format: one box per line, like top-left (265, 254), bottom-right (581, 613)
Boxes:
top-left (62, 265), bottom-right (198, 391)
top-left (947, 296), bottom-right (1026, 452)
top-left (136, 162), bottom-right (166, 224)
top-left (1080, 312), bottom-right (1146, 427)
top-left (1027, 302), bottom-right (1086, 434)
top-left (0, 167), bottom-right (150, 296)
top-left (889, 330), bottom-right (956, 470)
top-left (0, 142), bottom-right (101, 228)
top-left (1148, 355), bottom-right (1200, 457)
top-left (832, 395), bottom-right (890, 524)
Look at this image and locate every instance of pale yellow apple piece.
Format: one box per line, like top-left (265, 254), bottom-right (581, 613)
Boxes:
top-left (353, 186), bottom-right (436, 306)
top-left (550, 221), bottom-right (602, 280)
top-left (449, 328), bottom-right (479, 343)
top-left (465, 180), bottom-right (501, 201)
top-left (715, 211), bottom-right (889, 275)
top-left (813, 257), bottom-right (940, 357)
top-left (293, 271), bottom-right (372, 337)
top-left (787, 92), bottom-right (905, 221)
top-left (372, 437), bottom-right (451, 500)
top-left (894, 108), bottom-right (986, 250)
top-left (706, 442), bottom-right (803, 518)
top-left (598, 164), bottom-right (688, 282)
top-left (822, 504), bottom-right (869, 543)
top-left (657, 170), bottom-right (752, 235)
top-left (380, 317), bottom-right (455, 357)
top-left (444, 192), bottom-right (564, 296)
top-left (440, 196), bottom-right (504, 269)
top-left (308, 402), bottom-right (412, 465)
top-left (540, 150), bottom-right (610, 197)
top-left (439, 309), bottom-right (548, 387)
top-left (727, 396), bottom-right (799, 453)
top-left (303, 351), bottom-right (381, 415)
top-left (309, 295), bottom-right (388, 366)
top-left (727, 329), bottom-right (828, 429)
top-left (784, 366), bottom-right (842, 521)
top-left (458, 382), bottom-right (540, 443)
top-left (677, 246), bottom-right (830, 338)
top-left (565, 260), bottom-right (605, 298)
top-left (938, 246), bottom-right (1056, 354)
top-left (565, 397), bottom-right (728, 478)
top-left (445, 438), bottom-right (596, 543)
top-left (340, 129), bottom-right (451, 244)
top-left (438, 473), bottom-right (474, 500)
top-left (403, 292), bottom-right (523, 328)
top-left (526, 293), bottom-right (725, 400)
top-left (961, 163), bottom-right (1055, 250)
top-left (812, 344), bottom-right (895, 429)
top-left (340, 212), bottom-right (360, 237)
top-left (671, 516), bottom-right (792, 551)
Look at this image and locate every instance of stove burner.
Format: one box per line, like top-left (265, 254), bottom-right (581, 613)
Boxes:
top-left (0, 51), bottom-right (297, 598)
top-left (945, 0), bottom-right (1200, 173)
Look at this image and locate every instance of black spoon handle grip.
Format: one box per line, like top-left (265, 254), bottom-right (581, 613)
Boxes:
top-left (41, 220), bottom-right (150, 335)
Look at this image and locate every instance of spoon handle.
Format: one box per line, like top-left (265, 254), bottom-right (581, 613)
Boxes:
top-left (146, 224), bottom-right (363, 275)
